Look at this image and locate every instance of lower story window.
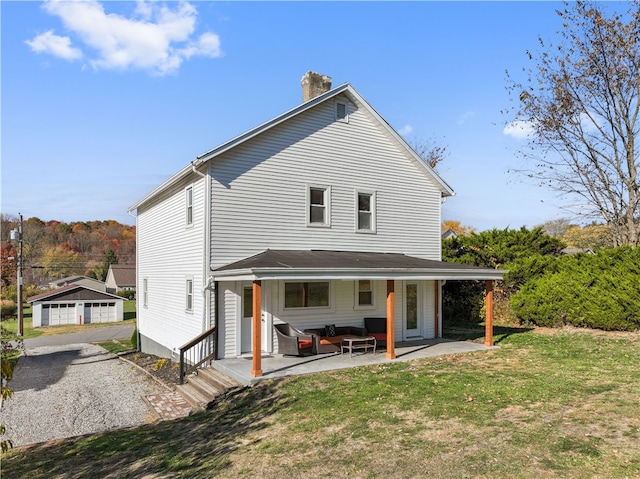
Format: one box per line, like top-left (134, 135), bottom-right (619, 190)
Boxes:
top-left (284, 282), bottom-right (330, 308)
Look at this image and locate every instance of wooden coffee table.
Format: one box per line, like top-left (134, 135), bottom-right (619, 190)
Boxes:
top-left (341, 336), bottom-right (376, 358)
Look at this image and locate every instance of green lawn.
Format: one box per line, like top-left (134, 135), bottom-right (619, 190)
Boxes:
top-left (3, 327), bottom-right (640, 478)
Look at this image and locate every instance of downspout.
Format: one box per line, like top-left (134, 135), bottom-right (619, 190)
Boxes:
top-left (191, 160), bottom-right (211, 335)
top-left (214, 281), bottom-right (220, 360)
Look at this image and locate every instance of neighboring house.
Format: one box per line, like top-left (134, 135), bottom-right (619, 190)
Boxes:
top-left (47, 275), bottom-right (107, 292)
top-left (442, 229), bottom-right (459, 240)
top-left (105, 264), bottom-right (136, 293)
top-left (128, 72), bottom-right (505, 377)
top-left (28, 285), bottom-right (125, 327)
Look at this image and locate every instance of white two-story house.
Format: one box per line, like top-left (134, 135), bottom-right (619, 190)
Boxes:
top-left (128, 72), bottom-right (503, 377)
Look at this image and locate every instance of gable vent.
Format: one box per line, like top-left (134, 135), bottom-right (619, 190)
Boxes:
top-left (336, 100), bottom-right (348, 122)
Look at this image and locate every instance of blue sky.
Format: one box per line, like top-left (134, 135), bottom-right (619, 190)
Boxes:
top-left (2, 1), bottom-right (572, 231)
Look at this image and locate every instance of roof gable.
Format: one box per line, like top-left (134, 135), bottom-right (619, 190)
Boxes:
top-left (28, 284), bottom-right (124, 303)
top-left (108, 264), bottom-right (136, 286)
top-left (129, 83), bottom-right (453, 213)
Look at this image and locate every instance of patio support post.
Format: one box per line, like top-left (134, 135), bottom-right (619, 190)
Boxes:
top-left (251, 280), bottom-right (263, 377)
top-left (386, 280), bottom-right (396, 359)
top-left (485, 280), bottom-right (494, 347)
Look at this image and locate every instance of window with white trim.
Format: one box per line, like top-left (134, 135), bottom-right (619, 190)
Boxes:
top-left (308, 185), bottom-right (331, 226)
top-left (186, 279), bottom-right (194, 312)
top-left (143, 278), bottom-right (148, 308)
top-left (356, 191), bottom-right (376, 232)
top-left (284, 281), bottom-right (330, 309)
top-left (356, 280), bottom-right (374, 308)
top-left (186, 186), bottom-right (193, 226)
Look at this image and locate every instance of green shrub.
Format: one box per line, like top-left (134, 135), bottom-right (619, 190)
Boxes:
top-left (511, 247), bottom-right (640, 330)
top-left (116, 290), bottom-right (136, 300)
top-left (1, 302), bottom-right (17, 319)
top-left (130, 328), bottom-right (138, 350)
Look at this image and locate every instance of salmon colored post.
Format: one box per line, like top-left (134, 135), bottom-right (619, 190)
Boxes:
top-left (251, 280), bottom-right (263, 377)
top-left (386, 280), bottom-right (396, 359)
top-left (485, 280), bottom-right (494, 347)
top-left (434, 281), bottom-right (439, 338)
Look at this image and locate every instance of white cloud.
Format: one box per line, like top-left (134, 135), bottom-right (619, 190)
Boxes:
top-left (27, 0), bottom-right (222, 76)
top-left (456, 110), bottom-right (476, 125)
top-left (503, 120), bottom-right (536, 139)
top-left (25, 30), bottom-right (83, 60)
top-left (398, 124), bottom-right (414, 136)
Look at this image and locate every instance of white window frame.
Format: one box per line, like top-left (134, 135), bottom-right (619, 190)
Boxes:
top-left (143, 277), bottom-right (148, 308)
top-left (355, 190), bottom-right (376, 233)
top-left (306, 184), bottom-right (331, 227)
top-left (279, 280), bottom-right (335, 315)
top-left (185, 278), bottom-right (194, 312)
top-left (185, 186), bottom-right (194, 226)
top-left (335, 99), bottom-right (349, 123)
top-left (354, 279), bottom-right (376, 310)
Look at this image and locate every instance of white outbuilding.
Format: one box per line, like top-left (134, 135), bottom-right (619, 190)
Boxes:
top-left (28, 284), bottom-right (125, 327)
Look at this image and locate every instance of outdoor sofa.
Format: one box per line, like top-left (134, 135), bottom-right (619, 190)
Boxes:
top-left (303, 325), bottom-right (367, 354)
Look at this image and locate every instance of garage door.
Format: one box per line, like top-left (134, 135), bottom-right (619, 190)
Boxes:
top-left (43, 303), bottom-right (77, 326)
top-left (84, 302), bottom-right (117, 323)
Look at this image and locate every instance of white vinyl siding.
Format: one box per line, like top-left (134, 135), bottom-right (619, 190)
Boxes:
top-left (136, 174), bottom-right (206, 354)
top-left (209, 96), bottom-right (443, 268)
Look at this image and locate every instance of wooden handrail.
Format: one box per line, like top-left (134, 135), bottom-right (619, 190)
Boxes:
top-left (178, 326), bottom-right (216, 385)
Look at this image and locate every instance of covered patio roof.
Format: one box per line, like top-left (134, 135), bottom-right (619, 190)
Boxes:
top-left (211, 249), bottom-right (506, 281)
top-left (212, 250), bottom-right (506, 378)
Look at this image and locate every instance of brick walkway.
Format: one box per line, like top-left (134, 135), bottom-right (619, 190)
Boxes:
top-left (145, 392), bottom-right (192, 420)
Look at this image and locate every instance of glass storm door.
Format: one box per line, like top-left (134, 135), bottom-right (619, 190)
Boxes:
top-left (404, 282), bottom-right (421, 338)
top-left (241, 286), bottom-right (253, 353)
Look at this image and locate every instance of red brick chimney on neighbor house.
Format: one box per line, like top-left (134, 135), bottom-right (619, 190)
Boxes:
top-left (301, 71), bottom-right (332, 102)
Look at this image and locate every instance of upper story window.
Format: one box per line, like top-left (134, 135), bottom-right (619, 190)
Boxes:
top-left (308, 185), bottom-right (331, 227)
top-left (356, 191), bottom-right (376, 233)
top-left (185, 186), bottom-right (193, 226)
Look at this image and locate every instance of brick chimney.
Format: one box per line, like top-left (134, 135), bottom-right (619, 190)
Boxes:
top-left (301, 71), bottom-right (332, 102)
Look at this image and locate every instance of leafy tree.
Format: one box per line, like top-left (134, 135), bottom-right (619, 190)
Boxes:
top-left (407, 136), bottom-right (449, 170)
top-left (40, 246), bottom-right (82, 278)
top-left (561, 224), bottom-right (610, 250)
top-left (506, 1), bottom-right (640, 247)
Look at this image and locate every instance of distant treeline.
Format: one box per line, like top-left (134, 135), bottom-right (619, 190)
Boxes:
top-left (1, 215), bottom-right (135, 293)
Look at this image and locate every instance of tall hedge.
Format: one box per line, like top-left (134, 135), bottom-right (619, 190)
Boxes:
top-left (442, 227), bottom-right (565, 324)
top-left (511, 247), bottom-right (640, 330)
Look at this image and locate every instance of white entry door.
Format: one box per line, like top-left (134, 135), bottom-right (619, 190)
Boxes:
top-left (404, 282), bottom-right (422, 339)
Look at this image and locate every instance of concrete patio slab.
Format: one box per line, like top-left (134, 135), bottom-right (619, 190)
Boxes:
top-left (210, 338), bottom-right (495, 385)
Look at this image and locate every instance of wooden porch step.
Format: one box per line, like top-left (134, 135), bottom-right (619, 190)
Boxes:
top-left (176, 367), bottom-right (243, 411)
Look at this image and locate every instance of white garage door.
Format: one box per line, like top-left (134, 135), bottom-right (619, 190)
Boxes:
top-left (43, 303), bottom-right (77, 326)
top-left (85, 302), bottom-right (117, 323)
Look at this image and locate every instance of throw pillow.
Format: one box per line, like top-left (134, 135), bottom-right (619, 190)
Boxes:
top-left (325, 324), bottom-right (337, 337)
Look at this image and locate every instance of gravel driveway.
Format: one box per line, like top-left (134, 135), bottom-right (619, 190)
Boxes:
top-left (0, 343), bottom-right (167, 447)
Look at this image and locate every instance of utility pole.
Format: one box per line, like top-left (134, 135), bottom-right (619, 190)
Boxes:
top-left (10, 214), bottom-right (23, 337)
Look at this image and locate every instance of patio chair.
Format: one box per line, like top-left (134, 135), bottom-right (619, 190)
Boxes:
top-left (364, 317), bottom-right (387, 347)
top-left (274, 323), bottom-right (316, 356)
